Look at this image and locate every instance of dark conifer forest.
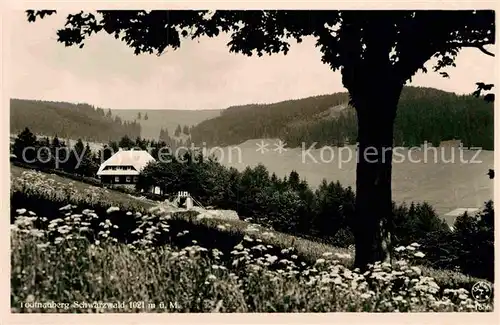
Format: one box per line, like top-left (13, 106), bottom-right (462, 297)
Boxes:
top-left (190, 86), bottom-right (493, 150)
top-left (10, 99), bottom-right (141, 142)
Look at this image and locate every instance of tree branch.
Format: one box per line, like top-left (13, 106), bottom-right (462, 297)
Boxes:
top-left (446, 41), bottom-right (495, 57)
top-left (476, 45), bottom-right (495, 57)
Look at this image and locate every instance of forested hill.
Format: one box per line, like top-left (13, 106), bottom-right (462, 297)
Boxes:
top-left (10, 99), bottom-right (141, 142)
top-left (190, 86), bottom-right (494, 150)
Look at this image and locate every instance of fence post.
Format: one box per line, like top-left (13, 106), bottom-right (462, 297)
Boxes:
top-left (186, 196), bottom-right (193, 209)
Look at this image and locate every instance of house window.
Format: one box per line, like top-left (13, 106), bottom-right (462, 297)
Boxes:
top-left (126, 176), bottom-right (131, 183)
top-left (133, 176), bottom-right (138, 182)
top-left (114, 176), bottom-right (120, 183)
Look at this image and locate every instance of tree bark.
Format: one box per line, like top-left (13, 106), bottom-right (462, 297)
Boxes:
top-left (351, 83), bottom-right (402, 270)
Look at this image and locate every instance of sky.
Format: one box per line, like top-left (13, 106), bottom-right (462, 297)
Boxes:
top-left (9, 10), bottom-right (496, 111)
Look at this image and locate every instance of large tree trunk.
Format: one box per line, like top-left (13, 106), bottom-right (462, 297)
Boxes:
top-left (351, 83), bottom-right (403, 270)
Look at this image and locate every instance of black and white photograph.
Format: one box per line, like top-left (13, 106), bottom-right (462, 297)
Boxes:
top-left (5, 3), bottom-right (497, 317)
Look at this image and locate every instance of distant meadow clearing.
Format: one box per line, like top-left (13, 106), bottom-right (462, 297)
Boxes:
top-left (207, 140), bottom-right (493, 218)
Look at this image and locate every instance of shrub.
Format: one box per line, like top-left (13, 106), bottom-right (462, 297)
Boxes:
top-left (258, 189), bottom-right (305, 234)
top-left (391, 202), bottom-right (450, 246)
top-left (137, 152), bottom-right (232, 206)
top-left (311, 180), bottom-right (356, 239)
top-left (329, 228), bottom-right (355, 248)
top-left (416, 201), bottom-right (494, 281)
top-left (450, 202), bottom-right (493, 281)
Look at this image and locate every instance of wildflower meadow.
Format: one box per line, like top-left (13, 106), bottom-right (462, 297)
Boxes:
top-left (10, 169), bottom-right (493, 313)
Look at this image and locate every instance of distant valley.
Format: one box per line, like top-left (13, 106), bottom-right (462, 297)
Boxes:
top-left (111, 109), bottom-right (222, 141)
top-left (10, 86), bottom-right (493, 151)
top-left (9, 86), bottom-right (494, 219)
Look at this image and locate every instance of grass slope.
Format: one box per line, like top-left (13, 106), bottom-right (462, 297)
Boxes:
top-left (9, 164), bottom-right (489, 292)
top-left (209, 143), bottom-right (493, 220)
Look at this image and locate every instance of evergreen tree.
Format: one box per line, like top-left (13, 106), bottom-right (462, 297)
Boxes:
top-left (144, 112), bottom-right (149, 120)
top-left (62, 139), bottom-right (82, 173)
top-left (118, 135), bottom-right (134, 149)
top-left (137, 112), bottom-right (142, 120)
top-left (270, 172), bottom-right (278, 185)
top-left (174, 124), bottom-right (182, 137)
top-left (50, 135), bottom-right (68, 169)
top-left (159, 128), bottom-right (166, 142)
top-left (77, 142), bottom-right (97, 176)
top-left (37, 136), bottom-right (51, 167)
top-left (13, 127), bottom-right (38, 163)
top-left (134, 136), bottom-right (148, 150)
top-left (159, 127), bottom-right (170, 143)
top-left (51, 135), bottom-right (60, 148)
top-left (288, 170), bottom-right (301, 191)
top-left (101, 144), bottom-right (115, 162)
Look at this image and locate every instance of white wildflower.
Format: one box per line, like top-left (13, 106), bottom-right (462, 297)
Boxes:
top-left (106, 206), bottom-right (120, 214)
top-left (394, 246), bottom-right (406, 252)
top-left (59, 204), bottom-right (72, 211)
top-left (414, 251), bottom-right (425, 258)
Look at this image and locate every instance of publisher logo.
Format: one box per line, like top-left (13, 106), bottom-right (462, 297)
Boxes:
top-left (471, 281), bottom-right (492, 303)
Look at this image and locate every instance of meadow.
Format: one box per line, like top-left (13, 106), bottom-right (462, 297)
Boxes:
top-left (112, 109), bottom-right (222, 140)
top-left (10, 167), bottom-right (493, 312)
top-left (214, 140), bottom-right (494, 221)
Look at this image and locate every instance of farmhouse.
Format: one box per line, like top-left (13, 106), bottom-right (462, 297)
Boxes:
top-left (97, 149), bottom-right (155, 185)
top-left (443, 207), bottom-right (481, 227)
